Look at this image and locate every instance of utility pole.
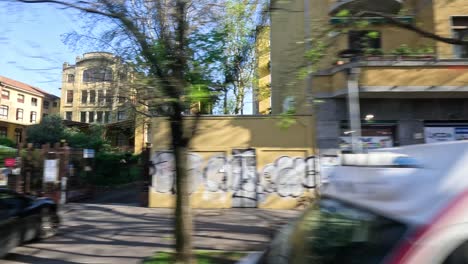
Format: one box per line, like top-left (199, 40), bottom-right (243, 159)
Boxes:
top-left (347, 66), bottom-right (362, 153)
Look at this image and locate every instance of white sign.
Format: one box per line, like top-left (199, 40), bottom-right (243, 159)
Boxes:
top-left (424, 127), bottom-right (455, 143)
top-left (44, 159), bottom-right (59, 182)
top-left (340, 136), bottom-right (393, 151)
top-left (83, 149), bottom-right (95, 158)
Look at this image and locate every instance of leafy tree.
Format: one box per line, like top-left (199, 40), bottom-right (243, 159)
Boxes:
top-left (26, 115), bottom-right (66, 145)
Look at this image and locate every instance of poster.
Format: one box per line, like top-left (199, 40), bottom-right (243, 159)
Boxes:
top-left (44, 159), bottom-right (59, 182)
top-left (425, 127), bottom-right (468, 143)
top-left (0, 168), bottom-right (8, 186)
top-left (340, 136), bottom-right (393, 151)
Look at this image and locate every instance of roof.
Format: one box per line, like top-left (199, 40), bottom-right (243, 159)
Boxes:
top-left (322, 141), bottom-right (468, 225)
top-left (0, 75), bottom-right (54, 97)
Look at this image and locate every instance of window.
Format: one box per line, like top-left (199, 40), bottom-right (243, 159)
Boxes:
top-left (53, 102), bottom-right (58, 108)
top-left (1, 90), bottom-right (9, 100)
top-left (0, 127), bottom-right (7, 138)
top-left (117, 111), bottom-right (126, 121)
top-left (96, 111), bottom-right (103, 123)
top-left (30, 111), bottom-right (37, 123)
top-left (31, 97), bottom-right (38, 106)
top-left (16, 109), bottom-right (23, 121)
top-left (104, 111), bottom-right (110, 123)
top-left (89, 90), bottom-right (96, 104)
top-left (82, 67), bottom-right (113, 82)
top-left (67, 74), bottom-right (75, 83)
top-left (105, 90), bottom-right (112, 104)
top-left (118, 96), bottom-right (126, 104)
top-left (116, 134), bottom-right (127, 146)
top-left (452, 16), bottom-right (468, 58)
top-left (43, 113), bottom-right (48, 118)
top-left (0, 105), bottom-right (8, 119)
top-left (15, 128), bottom-right (22, 144)
top-left (17, 94), bottom-right (24, 103)
top-left (80, 112), bottom-right (87, 123)
top-left (65, 111), bottom-right (72, 121)
top-left (98, 90), bottom-right (105, 103)
top-left (66, 91), bottom-right (73, 104)
top-left (43, 101), bottom-right (50, 109)
top-left (348, 30), bottom-right (381, 54)
top-left (88, 112), bottom-right (95, 123)
top-left (81, 90), bottom-right (88, 104)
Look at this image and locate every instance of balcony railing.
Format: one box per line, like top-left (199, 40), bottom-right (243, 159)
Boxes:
top-left (330, 0), bottom-right (403, 16)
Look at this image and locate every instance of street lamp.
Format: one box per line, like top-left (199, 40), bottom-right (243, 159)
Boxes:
top-left (365, 114), bottom-right (375, 121)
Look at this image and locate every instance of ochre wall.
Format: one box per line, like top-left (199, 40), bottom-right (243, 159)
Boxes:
top-left (146, 115), bottom-right (317, 209)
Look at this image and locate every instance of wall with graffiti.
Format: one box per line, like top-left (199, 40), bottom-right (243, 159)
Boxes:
top-left (149, 149), bottom-right (318, 209)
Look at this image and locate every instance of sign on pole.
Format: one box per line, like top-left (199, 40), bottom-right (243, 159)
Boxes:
top-left (83, 149), bottom-right (95, 158)
top-left (4, 158), bottom-right (15, 167)
top-left (44, 159), bottom-right (59, 182)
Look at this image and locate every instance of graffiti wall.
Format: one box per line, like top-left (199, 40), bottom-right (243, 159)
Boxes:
top-left (149, 149), bottom-right (318, 209)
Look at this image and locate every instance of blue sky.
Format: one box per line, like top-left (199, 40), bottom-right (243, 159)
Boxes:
top-left (0, 2), bottom-right (86, 96)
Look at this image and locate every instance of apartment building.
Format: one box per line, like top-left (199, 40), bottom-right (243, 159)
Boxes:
top-left (61, 52), bottom-right (134, 148)
top-left (60, 52), bottom-right (132, 124)
top-left (264, 0), bottom-right (468, 154)
top-left (0, 76), bottom-right (60, 144)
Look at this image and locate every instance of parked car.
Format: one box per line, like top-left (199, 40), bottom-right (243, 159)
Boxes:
top-left (0, 188), bottom-right (60, 258)
top-left (240, 142), bottom-right (468, 264)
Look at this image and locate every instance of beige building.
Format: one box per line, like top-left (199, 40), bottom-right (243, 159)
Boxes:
top-left (60, 52), bottom-right (131, 125)
top-left (265, 0), bottom-right (468, 154)
top-left (0, 76), bottom-right (60, 144)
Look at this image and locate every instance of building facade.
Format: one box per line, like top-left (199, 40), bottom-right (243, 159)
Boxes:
top-left (0, 76), bottom-right (60, 145)
top-left (266, 0), bottom-right (468, 154)
top-left (60, 52), bottom-right (131, 124)
top-left (60, 52), bottom-right (134, 149)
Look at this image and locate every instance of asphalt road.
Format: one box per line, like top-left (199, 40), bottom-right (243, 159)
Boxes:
top-left (2, 191), bottom-right (300, 264)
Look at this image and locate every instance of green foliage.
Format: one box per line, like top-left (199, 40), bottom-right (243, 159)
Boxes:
top-left (390, 44), bottom-right (435, 56)
top-left (26, 115), bottom-right (66, 145)
top-left (277, 110), bottom-right (297, 129)
top-left (87, 152), bottom-right (141, 186)
top-left (366, 31), bottom-right (380, 39)
top-left (64, 125), bottom-right (110, 151)
top-left (0, 137), bottom-right (16, 147)
top-left (336, 10), bottom-right (350, 17)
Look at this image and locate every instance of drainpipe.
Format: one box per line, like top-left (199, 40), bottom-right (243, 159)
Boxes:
top-left (347, 66), bottom-right (362, 153)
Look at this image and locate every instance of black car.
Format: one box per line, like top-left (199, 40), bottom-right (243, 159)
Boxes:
top-left (0, 188), bottom-right (60, 258)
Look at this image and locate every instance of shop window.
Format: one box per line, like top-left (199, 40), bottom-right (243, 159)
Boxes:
top-left (0, 105), bottom-right (8, 119)
top-left (16, 109), bottom-right (23, 121)
top-left (31, 97), bottom-right (38, 106)
top-left (17, 94), bottom-right (24, 103)
top-left (1, 90), bottom-right (9, 100)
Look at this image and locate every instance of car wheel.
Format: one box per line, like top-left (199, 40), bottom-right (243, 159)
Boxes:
top-left (0, 230), bottom-right (21, 258)
top-left (39, 207), bottom-right (58, 239)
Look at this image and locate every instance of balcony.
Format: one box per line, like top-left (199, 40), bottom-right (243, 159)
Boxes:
top-left (330, 0), bottom-right (403, 16)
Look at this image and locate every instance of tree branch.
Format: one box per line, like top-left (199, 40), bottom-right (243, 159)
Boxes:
top-left (356, 11), bottom-right (468, 46)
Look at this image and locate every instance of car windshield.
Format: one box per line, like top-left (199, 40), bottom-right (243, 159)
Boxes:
top-left (265, 198), bottom-right (408, 264)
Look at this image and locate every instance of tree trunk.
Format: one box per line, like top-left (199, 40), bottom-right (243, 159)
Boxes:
top-left (171, 110), bottom-right (193, 263)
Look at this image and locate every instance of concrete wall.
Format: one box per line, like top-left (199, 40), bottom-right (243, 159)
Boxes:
top-left (146, 115), bottom-right (316, 209)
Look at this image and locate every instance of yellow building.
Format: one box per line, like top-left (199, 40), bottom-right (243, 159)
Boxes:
top-left (61, 52), bottom-right (134, 149)
top-left (267, 0), bottom-right (468, 154)
top-left (0, 76), bottom-right (60, 145)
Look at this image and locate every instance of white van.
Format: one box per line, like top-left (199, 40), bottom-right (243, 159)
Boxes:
top-left (242, 141), bottom-right (468, 264)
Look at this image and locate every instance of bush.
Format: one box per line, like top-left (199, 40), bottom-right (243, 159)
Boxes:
top-left (87, 152), bottom-right (142, 186)
top-left (0, 138), bottom-right (16, 147)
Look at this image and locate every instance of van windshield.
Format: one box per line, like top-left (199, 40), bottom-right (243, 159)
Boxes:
top-left (265, 198), bottom-right (408, 264)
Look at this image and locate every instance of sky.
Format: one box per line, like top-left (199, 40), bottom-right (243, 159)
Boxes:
top-left (0, 2), bottom-right (87, 96)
